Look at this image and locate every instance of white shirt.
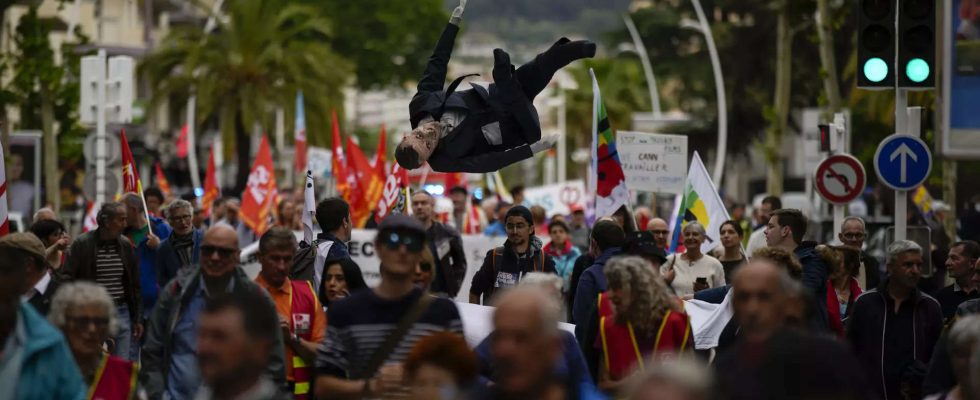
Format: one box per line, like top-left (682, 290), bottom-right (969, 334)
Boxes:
top-left (661, 253), bottom-right (726, 297)
top-left (21, 271), bottom-right (51, 302)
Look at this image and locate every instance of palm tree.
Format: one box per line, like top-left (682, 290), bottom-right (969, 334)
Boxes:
top-left (141, 0), bottom-right (351, 192)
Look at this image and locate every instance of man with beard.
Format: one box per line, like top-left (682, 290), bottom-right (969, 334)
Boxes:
top-left (469, 206), bottom-right (556, 305)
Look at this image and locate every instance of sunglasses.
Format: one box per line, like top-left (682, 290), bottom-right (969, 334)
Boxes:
top-left (380, 231), bottom-right (425, 252)
top-left (68, 316), bottom-right (110, 329)
top-left (202, 245), bottom-right (238, 258)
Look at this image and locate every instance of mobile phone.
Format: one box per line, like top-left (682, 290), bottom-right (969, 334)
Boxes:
top-left (695, 277), bottom-right (708, 285)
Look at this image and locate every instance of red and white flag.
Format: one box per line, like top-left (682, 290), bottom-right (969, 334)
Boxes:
top-left (176, 124), bottom-right (189, 158)
top-left (302, 170), bottom-right (316, 245)
top-left (82, 201), bottom-right (100, 233)
top-left (240, 136), bottom-right (278, 235)
top-left (0, 138), bottom-right (8, 237)
top-left (120, 129), bottom-right (143, 195)
top-left (374, 162), bottom-right (410, 223)
top-left (155, 162), bottom-right (172, 197)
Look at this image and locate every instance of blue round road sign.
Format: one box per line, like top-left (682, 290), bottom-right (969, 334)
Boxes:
top-left (873, 134), bottom-right (932, 191)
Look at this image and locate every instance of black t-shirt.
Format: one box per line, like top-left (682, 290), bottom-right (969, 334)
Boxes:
top-left (470, 244), bottom-right (555, 303)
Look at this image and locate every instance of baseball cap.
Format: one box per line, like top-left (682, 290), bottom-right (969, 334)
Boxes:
top-left (377, 214), bottom-right (427, 237)
top-left (0, 232), bottom-right (49, 266)
top-left (569, 204), bottom-right (584, 213)
top-left (624, 231), bottom-right (668, 264)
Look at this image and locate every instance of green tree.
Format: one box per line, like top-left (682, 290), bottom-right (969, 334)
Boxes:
top-left (308, 0), bottom-right (446, 89)
top-left (9, 6), bottom-right (88, 212)
top-left (141, 0), bottom-right (352, 192)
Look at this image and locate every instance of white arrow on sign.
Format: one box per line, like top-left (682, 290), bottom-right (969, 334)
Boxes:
top-left (890, 143), bottom-right (917, 183)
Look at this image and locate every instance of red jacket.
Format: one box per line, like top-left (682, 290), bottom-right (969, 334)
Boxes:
top-left (826, 278), bottom-right (862, 337)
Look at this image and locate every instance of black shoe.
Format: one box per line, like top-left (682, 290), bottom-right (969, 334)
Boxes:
top-left (493, 48), bottom-right (514, 82)
top-left (563, 40), bottom-right (596, 59)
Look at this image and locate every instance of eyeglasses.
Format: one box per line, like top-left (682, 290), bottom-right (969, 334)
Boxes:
top-left (505, 223), bottom-right (528, 232)
top-left (419, 262), bottom-right (433, 272)
top-left (841, 232), bottom-right (866, 240)
top-left (381, 231), bottom-right (425, 252)
top-left (68, 316), bottom-right (109, 329)
top-left (650, 230), bottom-right (669, 236)
top-left (202, 245), bottom-right (238, 258)
top-left (169, 215), bottom-right (193, 223)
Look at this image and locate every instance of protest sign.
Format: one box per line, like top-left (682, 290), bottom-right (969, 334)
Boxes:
top-left (523, 180), bottom-right (587, 216)
top-left (616, 131), bottom-right (687, 194)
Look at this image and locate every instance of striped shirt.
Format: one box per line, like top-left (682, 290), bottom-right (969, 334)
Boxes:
top-left (95, 241), bottom-right (126, 303)
top-left (315, 287), bottom-right (462, 397)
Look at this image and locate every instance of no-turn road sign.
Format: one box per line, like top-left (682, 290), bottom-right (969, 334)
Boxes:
top-left (815, 154), bottom-right (866, 205)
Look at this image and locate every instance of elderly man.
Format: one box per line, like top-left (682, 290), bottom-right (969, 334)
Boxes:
top-left (32, 207), bottom-right (56, 223)
top-left (0, 233), bottom-right (86, 399)
top-left (62, 202), bottom-right (143, 361)
top-left (646, 218), bottom-right (670, 251)
top-left (157, 199), bottom-right (204, 285)
top-left (477, 287), bottom-right (602, 399)
top-left (194, 290), bottom-right (284, 400)
top-left (848, 240), bottom-right (943, 400)
top-left (254, 227), bottom-right (326, 399)
top-left (13, 230), bottom-right (61, 316)
top-left (412, 191), bottom-right (467, 298)
top-left (394, 1), bottom-right (592, 173)
top-left (140, 225), bottom-right (285, 400)
top-left (838, 216), bottom-right (880, 289)
top-left (714, 260), bottom-right (867, 399)
top-left (121, 192), bottom-right (172, 314)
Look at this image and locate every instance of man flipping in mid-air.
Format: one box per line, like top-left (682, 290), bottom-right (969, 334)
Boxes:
top-left (395, 0), bottom-right (595, 173)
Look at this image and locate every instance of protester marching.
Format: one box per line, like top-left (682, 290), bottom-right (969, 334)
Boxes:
top-left (5, 0), bottom-right (980, 399)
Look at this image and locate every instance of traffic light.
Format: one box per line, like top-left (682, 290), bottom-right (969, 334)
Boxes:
top-left (857, 0), bottom-right (895, 89)
top-left (897, 0), bottom-right (935, 88)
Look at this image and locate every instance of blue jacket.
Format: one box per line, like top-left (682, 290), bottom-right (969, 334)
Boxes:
top-left (134, 216), bottom-right (172, 314)
top-left (156, 228), bottom-right (204, 286)
top-left (572, 247), bottom-right (621, 327)
top-left (796, 243), bottom-right (830, 329)
top-left (484, 221), bottom-right (506, 237)
top-left (14, 301), bottom-right (86, 400)
top-left (475, 330), bottom-right (592, 387)
top-left (694, 285), bottom-right (731, 304)
top-left (547, 244), bottom-right (582, 281)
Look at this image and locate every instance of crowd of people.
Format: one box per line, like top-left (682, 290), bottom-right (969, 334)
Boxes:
top-left (3, 186), bottom-right (980, 400)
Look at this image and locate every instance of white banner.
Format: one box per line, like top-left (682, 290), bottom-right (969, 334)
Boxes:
top-left (523, 180), bottom-right (587, 216)
top-left (241, 229), bottom-right (503, 303)
top-left (307, 147), bottom-right (333, 178)
top-left (616, 131), bottom-right (687, 194)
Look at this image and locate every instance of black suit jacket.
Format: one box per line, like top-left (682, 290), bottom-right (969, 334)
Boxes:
top-left (409, 23), bottom-right (540, 173)
top-left (27, 273), bottom-right (61, 316)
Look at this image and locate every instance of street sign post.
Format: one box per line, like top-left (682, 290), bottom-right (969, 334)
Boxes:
top-left (815, 154), bottom-right (866, 205)
top-left (874, 114), bottom-right (931, 241)
top-left (874, 134), bottom-right (932, 191)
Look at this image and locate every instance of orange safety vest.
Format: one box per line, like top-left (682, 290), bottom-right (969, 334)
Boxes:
top-left (599, 310), bottom-right (692, 381)
top-left (288, 280), bottom-right (319, 400)
top-left (88, 354), bottom-right (138, 400)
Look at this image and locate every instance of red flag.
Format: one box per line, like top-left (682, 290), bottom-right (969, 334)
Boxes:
top-left (0, 137), bottom-right (8, 237)
top-left (444, 172), bottom-right (463, 192)
top-left (346, 137), bottom-right (384, 227)
top-left (155, 162), bottom-right (172, 197)
top-left (331, 110), bottom-right (350, 197)
top-left (202, 145), bottom-right (219, 217)
top-left (294, 91), bottom-right (307, 173)
top-left (120, 129), bottom-right (143, 195)
top-left (240, 136), bottom-right (278, 235)
top-left (374, 162), bottom-right (410, 224)
top-left (176, 124), bottom-right (189, 158)
top-left (82, 201), bottom-right (100, 233)
top-left (373, 124), bottom-right (387, 177)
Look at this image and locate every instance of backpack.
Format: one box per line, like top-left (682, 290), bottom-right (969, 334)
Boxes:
top-left (291, 239), bottom-right (320, 284)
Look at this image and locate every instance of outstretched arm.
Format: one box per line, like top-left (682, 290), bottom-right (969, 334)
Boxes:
top-left (416, 0), bottom-right (466, 94)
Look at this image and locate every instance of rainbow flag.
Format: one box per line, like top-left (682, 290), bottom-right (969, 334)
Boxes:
top-left (590, 69), bottom-right (630, 218)
top-left (669, 152), bottom-right (731, 254)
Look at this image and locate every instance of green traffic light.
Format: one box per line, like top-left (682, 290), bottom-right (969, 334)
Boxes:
top-left (906, 58), bottom-right (930, 83)
top-left (863, 57), bottom-right (888, 83)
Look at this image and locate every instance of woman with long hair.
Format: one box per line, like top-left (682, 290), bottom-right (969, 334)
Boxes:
top-left (320, 257), bottom-right (368, 308)
top-left (599, 256), bottom-right (692, 394)
top-left (821, 245), bottom-right (863, 337)
top-left (713, 220), bottom-right (746, 282)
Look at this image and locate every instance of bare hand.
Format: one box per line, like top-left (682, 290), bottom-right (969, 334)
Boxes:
top-left (54, 235), bottom-right (70, 251)
top-left (133, 323), bottom-right (144, 340)
top-left (146, 233), bottom-right (161, 250)
top-left (693, 281), bottom-right (710, 293)
top-left (280, 318), bottom-right (291, 336)
top-left (663, 268), bottom-right (676, 284)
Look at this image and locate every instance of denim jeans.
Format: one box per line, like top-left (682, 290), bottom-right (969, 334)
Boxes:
top-left (113, 304), bottom-right (137, 361)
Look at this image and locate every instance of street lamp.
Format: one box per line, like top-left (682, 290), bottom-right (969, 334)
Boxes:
top-left (680, 0), bottom-right (728, 186)
top-left (622, 15), bottom-right (663, 118)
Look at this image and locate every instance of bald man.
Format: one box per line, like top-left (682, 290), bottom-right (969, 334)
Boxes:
top-left (715, 260), bottom-right (869, 399)
top-left (646, 218), bottom-right (670, 250)
top-left (481, 288), bottom-right (600, 399)
top-left (141, 225), bottom-right (286, 399)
